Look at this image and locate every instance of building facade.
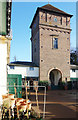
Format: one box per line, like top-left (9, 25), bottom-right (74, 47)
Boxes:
top-left (70, 65), bottom-right (78, 79)
top-left (8, 62), bottom-right (78, 88)
top-left (70, 65), bottom-right (78, 89)
top-left (8, 61), bottom-right (39, 79)
top-left (7, 61), bottom-right (39, 87)
top-left (30, 4), bottom-right (73, 86)
top-left (0, 0), bottom-right (12, 63)
top-left (0, 0), bottom-right (12, 103)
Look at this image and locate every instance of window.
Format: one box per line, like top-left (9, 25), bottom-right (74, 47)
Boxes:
top-left (29, 67), bottom-right (34, 71)
top-left (53, 38), bottom-right (58, 49)
top-left (66, 17), bottom-right (67, 26)
top-left (49, 16), bottom-right (52, 21)
top-left (10, 66), bottom-right (14, 69)
top-left (60, 17), bottom-right (62, 25)
top-left (72, 69), bottom-right (75, 72)
top-left (45, 12), bottom-right (47, 22)
top-left (41, 14), bottom-right (43, 19)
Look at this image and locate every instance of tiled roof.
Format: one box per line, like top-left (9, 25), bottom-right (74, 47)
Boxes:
top-left (41, 4), bottom-right (72, 16)
top-left (8, 61), bottom-right (39, 67)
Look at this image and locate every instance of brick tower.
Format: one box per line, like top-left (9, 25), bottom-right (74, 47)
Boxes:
top-left (30, 4), bottom-right (73, 86)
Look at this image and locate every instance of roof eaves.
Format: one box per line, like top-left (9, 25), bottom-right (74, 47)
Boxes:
top-left (39, 7), bottom-right (73, 17)
top-left (8, 63), bottom-right (39, 67)
top-left (70, 64), bottom-right (78, 70)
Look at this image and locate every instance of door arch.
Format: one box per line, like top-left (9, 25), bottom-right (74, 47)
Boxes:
top-left (49, 69), bottom-right (62, 86)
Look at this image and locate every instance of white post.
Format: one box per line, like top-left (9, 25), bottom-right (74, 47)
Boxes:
top-left (43, 86), bottom-right (46, 119)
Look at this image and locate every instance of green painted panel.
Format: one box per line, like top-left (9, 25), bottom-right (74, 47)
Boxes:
top-left (0, 1), bottom-right (6, 35)
top-left (70, 78), bottom-right (78, 81)
top-left (7, 74), bottom-right (22, 98)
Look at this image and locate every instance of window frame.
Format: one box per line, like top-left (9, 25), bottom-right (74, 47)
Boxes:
top-left (45, 12), bottom-right (47, 22)
top-left (10, 65), bottom-right (14, 69)
top-left (52, 37), bottom-right (58, 49)
top-left (60, 17), bottom-right (62, 25)
top-left (66, 17), bottom-right (67, 26)
top-left (72, 69), bottom-right (75, 72)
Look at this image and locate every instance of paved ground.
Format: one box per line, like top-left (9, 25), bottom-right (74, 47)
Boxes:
top-left (0, 90), bottom-right (78, 120)
top-left (29, 90), bottom-right (78, 120)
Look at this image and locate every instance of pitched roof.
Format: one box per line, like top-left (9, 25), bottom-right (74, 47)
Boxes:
top-left (41, 4), bottom-right (72, 17)
top-left (30, 4), bottom-right (73, 28)
top-left (8, 61), bottom-right (39, 67)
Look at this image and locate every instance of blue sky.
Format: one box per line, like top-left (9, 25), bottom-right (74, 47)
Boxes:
top-left (10, 2), bottom-right (76, 62)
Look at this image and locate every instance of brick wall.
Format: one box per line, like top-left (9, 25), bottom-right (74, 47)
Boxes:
top-left (31, 8), bottom-right (72, 83)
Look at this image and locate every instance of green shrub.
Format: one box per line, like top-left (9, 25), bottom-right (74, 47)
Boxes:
top-left (39, 81), bottom-right (49, 87)
top-left (38, 81), bottom-right (49, 90)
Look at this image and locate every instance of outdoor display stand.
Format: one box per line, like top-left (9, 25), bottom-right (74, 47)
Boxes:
top-left (1, 81), bottom-right (46, 120)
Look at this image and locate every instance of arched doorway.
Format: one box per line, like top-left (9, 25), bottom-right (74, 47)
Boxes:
top-left (49, 69), bottom-right (62, 88)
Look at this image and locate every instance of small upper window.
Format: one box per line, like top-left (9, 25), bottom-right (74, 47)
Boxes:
top-left (49, 16), bottom-right (52, 21)
top-left (45, 13), bottom-right (47, 22)
top-left (60, 17), bottom-right (62, 25)
top-left (41, 14), bottom-right (43, 19)
top-left (53, 38), bottom-right (58, 49)
top-left (29, 67), bottom-right (34, 71)
top-left (10, 66), bottom-right (14, 69)
top-left (66, 17), bottom-right (68, 26)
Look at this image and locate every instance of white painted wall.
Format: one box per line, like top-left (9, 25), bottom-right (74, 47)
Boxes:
top-left (70, 69), bottom-right (78, 78)
top-left (8, 66), bottom-right (39, 78)
top-left (0, 44), bottom-right (7, 104)
top-left (26, 67), bottom-right (39, 77)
